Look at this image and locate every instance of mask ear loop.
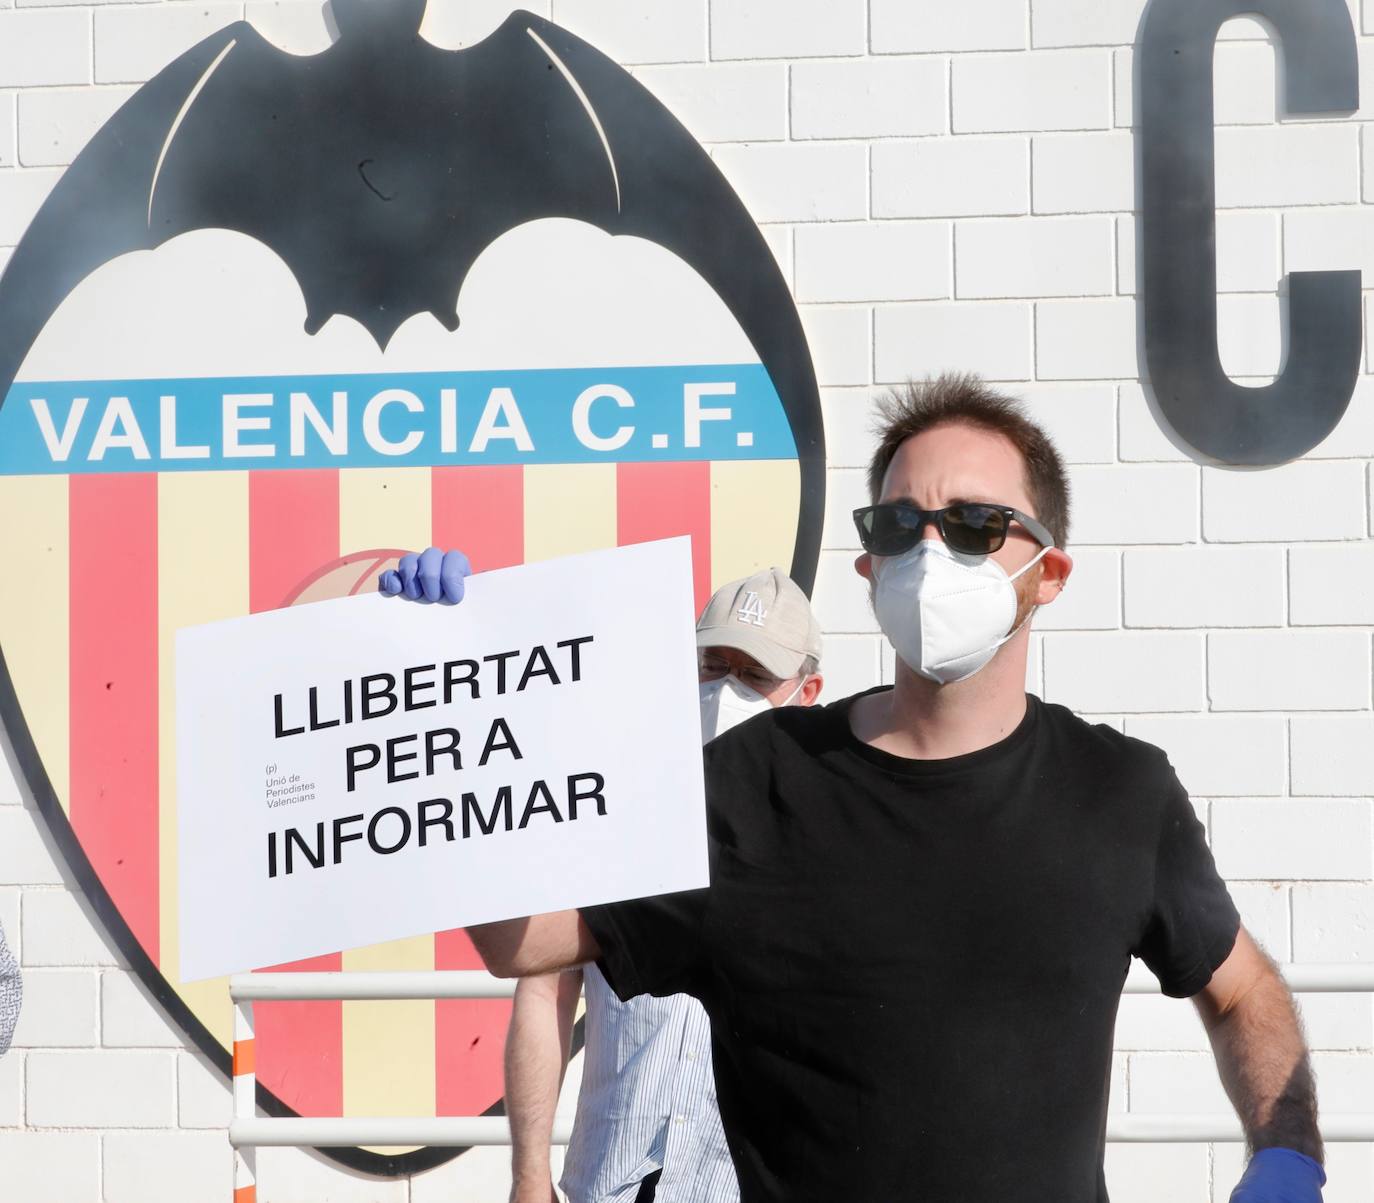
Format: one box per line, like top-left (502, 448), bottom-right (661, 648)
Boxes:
top-left (778, 674), bottom-right (809, 707)
top-left (991, 545), bottom-right (1054, 649)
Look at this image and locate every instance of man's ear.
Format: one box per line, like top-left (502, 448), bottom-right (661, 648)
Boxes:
top-left (1035, 548), bottom-right (1073, 605)
top-left (799, 674), bottom-right (823, 707)
top-left (855, 552), bottom-right (873, 582)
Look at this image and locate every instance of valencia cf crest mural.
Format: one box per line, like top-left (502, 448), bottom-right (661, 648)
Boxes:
top-left (0, 0), bottom-right (824, 1176)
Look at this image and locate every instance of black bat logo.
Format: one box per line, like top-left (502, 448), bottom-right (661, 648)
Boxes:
top-left (0, 0), bottom-right (823, 1180)
top-left (0, 1), bottom-right (824, 571)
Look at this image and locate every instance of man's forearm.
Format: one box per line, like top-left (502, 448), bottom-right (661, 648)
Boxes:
top-left (1198, 955), bottom-right (1322, 1161)
top-left (506, 971), bottom-right (581, 1199)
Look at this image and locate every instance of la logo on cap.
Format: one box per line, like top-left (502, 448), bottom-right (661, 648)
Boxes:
top-left (737, 591), bottom-right (768, 627)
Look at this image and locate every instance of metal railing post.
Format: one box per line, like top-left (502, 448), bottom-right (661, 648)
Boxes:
top-left (232, 997), bottom-right (257, 1203)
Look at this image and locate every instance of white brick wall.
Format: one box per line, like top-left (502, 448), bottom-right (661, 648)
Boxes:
top-left (1042, 631), bottom-right (1205, 713)
top-left (26, 1050), bottom-right (176, 1127)
top-left (1018, 383), bottom-right (1117, 463)
top-left (3, 1), bottom-right (1372, 1198)
top-left (872, 136), bottom-right (1030, 218)
top-left (1032, 131), bottom-right (1134, 214)
top-left (1211, 799), bottom-right (1374, 881)
top-left (0, 95), bottom-right (16, 171)
top-left (16, 87), bottom-right (132, 168)
top-left (956, 215), bottom-right (1113, 298)
top-left (790, 57), bottom-right (947, 139)
top-left (103, 1130), bottom-right (232, 1203)
top-left (1215, 125), bottom-right (1362, 208)
top-left (1037, 297), bottom-right (1139, 379)
top-left (709, 0), bottom-right (865, 62)
top-left (1030, 0), bottom-right (1141, 49)
top-left (874, 301), bottom-right (1033, 382)
top-left (1289, 544), bottom-right (1374, 624)
top-left (952, 49), bottom-right (1111, 133)
top-left (795, 220), bottom-right (951, 303)
top-left (1208, 630), bottom-right (1372, 711)
top-left (871, 0), bottom-right (1026, 54)
top-left (0, 11), bottom-right (89, 88)
top-left (1292, 715), bottom-right (1374, 796)
top-left (799, 305), bottom-right (870, 387)
top-left (1068, 465), bottom-right (1199, 544)
top-left (0, 1132), bottom-right (101, 1203)
top-left (1123, 547), bottom-right (1284, 628)
top-left (1203, 461), bottom-right (1367, 543)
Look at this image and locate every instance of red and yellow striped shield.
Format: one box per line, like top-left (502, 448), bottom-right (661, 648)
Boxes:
top-left (0, 11), bottom-right (824, 1176)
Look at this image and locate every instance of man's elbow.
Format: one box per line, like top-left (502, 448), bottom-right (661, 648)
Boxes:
top-left (468, 910), bottom-right (594, 978)
top-left (467, 919), bottom-right (531, 979)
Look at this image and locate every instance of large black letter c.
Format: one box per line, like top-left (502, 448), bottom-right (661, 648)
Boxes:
top-left (1139, 0), bottom-right (1360, 466)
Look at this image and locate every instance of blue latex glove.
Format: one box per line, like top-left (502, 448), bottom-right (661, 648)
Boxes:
top-left (378, 547), bottom-right (471, 604)
top-left (1229, 1148), bottom-right (1325, 1203)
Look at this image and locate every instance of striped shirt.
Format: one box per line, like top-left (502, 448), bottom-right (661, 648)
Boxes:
top-left (559, 963), bottom-right (739, 1203)
top-left (0, 921), bottom-right (20, 1055)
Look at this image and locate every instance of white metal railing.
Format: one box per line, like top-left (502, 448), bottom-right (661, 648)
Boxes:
top-left (227, 964), bottom-right (1374, 1200)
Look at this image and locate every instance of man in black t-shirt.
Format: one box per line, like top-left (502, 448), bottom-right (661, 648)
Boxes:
top-left (383, 374), bottom-right (1324, 1203)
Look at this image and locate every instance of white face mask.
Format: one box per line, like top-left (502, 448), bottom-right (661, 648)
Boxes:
top-left (699, 674), bottom-right (805, 743)
top-left (873, 539), bottom-right (1050, 686)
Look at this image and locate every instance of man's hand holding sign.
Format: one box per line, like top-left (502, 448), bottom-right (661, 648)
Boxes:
top-left (175, 538), bottom-right (704, 983)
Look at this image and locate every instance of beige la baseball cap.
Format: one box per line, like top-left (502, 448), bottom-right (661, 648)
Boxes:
top-left (695, 567), bottom-right (822, 679)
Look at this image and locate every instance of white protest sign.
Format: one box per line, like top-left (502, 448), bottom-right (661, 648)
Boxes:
top-left (176, 537), bottom-right (707, 982)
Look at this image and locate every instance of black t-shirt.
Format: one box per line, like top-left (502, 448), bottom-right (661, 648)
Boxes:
top-left (580, 690), bottom-right (1240, 1203)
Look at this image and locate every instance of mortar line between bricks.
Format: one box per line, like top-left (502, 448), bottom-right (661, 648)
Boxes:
top-left (783, 61), bottom-right (791, 141)
top-left (1286, 886), bottom-right (1295, 965)
top-left (865, 306), bottom-right (875, 386)
top-left (948, 217), bottom-right (957, 300)
top-left (943, 54), bottom-right (952, 136)
top-left (864, 142), bottom-right (871, 220)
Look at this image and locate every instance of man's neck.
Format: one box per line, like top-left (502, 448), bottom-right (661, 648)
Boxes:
top-left (851, 632), bottom-right (1033, 761)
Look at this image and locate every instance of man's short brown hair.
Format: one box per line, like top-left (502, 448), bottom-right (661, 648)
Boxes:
top-left (866, 373), bottom-right (1071, 550)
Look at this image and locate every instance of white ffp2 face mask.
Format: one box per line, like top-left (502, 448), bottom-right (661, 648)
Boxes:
top-left (873, 539), bottom-right (1049, 685)
top-left (699, 674), bottom-right (805, 743)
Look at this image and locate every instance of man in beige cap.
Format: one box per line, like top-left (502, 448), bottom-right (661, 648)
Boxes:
top-left (504, 570), bottom-right (821, 1203)
top-left (695, 567), bottom-right (824, 741)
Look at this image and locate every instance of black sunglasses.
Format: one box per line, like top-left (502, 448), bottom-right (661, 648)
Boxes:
top-left (852, 502), bottom-right (1054, 558)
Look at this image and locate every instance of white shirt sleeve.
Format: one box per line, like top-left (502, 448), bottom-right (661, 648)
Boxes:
top-left (0, 921), bottom-right (21, 1055)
